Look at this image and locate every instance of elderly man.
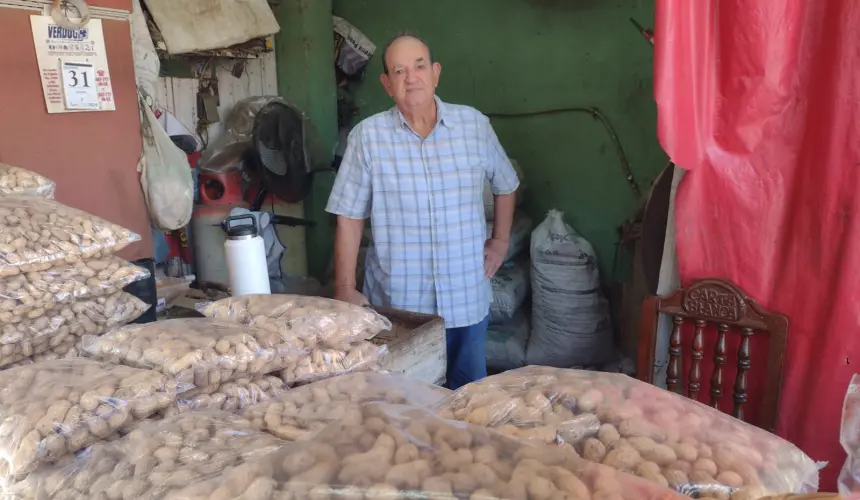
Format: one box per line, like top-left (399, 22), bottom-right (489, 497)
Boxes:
top-left (326, 33), bottom-right (519, 389)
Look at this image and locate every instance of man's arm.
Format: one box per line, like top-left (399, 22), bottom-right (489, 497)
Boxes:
top-left (491, 192), bottom-right (517, 243)
top-left (333, 216), bottom-right (367, 305)
top-left (483, 118), bottom-right (521, 277)
top-left (325, 124), bottom-right (372, 305)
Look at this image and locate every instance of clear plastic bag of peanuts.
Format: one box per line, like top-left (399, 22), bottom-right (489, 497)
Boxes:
top-left (279, 340), bottom-right (387, 386)
top-left (435, 366), bottom-right (820, 500)
top-left (6, 410), bottom-right (287, 500)
top-left (160, 375), bottom-right (287, 417)
top-left (0, 256), bottom-right (150, 322)
top-left (199, 294), bottom-right (392, 345)
top-left (0, 196), bottom-right (140, 277)
top-left (0, 286), bottom-right (149, 327)
top-left (0, 359), bottom-right (181, 480)
top-left (80, 318), bottom-right (308, 389)
top-left (241, 372), bottom-right (451, 441)
top-left (162, 402), bottom-right (689, 500)
top-left (3, 338), bottom-right (82, 368)
top-left (0, 164), bottom-right (56, 199)
top-left (0, 292), bottom-right (149, 368)
top-left (838, 373), bottom-right (860, 493)
top-left (1, 334), bottom-right (82, 369)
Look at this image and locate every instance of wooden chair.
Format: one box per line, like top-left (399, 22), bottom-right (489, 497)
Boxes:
top-left (637, 278), bottom-right (789, 431)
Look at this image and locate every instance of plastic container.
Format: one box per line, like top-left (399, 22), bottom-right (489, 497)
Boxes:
top-left (224, 214), bottom-right (270, 296)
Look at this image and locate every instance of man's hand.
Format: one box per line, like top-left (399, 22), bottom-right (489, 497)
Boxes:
top-left (334, 287), bottom-right (370, 307)
top-left (484, 237), bottom-right (509, 278)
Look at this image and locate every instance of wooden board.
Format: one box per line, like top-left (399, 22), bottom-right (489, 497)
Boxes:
top-left (371, 307), bottom-right (447, 386)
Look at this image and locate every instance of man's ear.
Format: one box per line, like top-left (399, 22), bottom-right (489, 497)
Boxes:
top-left (432, 62), bottom-right (442, 87)
top-left (380, 73), bottom-right (394, 96)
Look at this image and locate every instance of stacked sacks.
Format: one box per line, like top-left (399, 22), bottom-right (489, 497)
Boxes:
top-left (81, 296), bottom-right (392, 416)
top-left (485, 311), bottom-right (530, 372)
top-left (0, 180), bottom-right (150, 369)
top-left (199, 294), bottom-right (390, 385)
top-left (486, 214), bottom-right (533, 372)
top-left (483, 158), bottom-right (532, 372)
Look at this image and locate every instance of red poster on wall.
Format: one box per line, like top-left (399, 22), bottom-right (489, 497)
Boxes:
top-left (654, 0), bottom-right (860, 490)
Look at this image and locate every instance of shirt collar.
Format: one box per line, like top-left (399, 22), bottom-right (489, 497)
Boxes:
top-left (391, 95), bottom-right (454, 132)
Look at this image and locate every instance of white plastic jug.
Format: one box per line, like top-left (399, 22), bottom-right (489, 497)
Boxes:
top-left (224, 214), bottom-right (271, 296)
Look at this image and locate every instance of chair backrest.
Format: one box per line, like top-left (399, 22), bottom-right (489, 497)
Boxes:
top-left (637, 278), bottom-right (789, 431)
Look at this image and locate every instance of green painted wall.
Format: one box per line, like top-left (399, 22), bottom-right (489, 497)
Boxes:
top-left (332, 0), bottom-right (666, 281)
top-left (274, 0), bottom-right (338, 280)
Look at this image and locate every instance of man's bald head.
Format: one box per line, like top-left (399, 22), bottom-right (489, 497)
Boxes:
top-left (379, 32), bottom-right (441, 111)
top-left (381, 32), bottom-right (434, 75)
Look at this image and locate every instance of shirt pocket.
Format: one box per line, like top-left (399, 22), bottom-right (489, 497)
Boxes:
top-left (372, 155), bottom-right (429, 222)
top-left (437, 157), bottom-right (485, 215)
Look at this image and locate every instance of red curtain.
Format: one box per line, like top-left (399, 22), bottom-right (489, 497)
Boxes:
top-left (654, 0), bottom-right (860, 490)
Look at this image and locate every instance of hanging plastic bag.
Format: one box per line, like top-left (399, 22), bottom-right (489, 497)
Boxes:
top-left (129, 0), bottom-right (159, 101)
top-left (137, 93), bottom-right (194, 232)
top-left (333, 16), bottom-right (376, 76)
top-left (199, 96), bottom-right (280, 173)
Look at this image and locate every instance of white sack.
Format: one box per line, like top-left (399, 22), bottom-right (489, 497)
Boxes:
top-left (527, 210), bottom-right (613, 367)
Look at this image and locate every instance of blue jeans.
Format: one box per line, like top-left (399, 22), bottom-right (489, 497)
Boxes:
top-left (445, 315), bottom-right (489, 389)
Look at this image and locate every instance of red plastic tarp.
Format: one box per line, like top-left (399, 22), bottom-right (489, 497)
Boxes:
top-left (654, 0), bottom-right (860, 491)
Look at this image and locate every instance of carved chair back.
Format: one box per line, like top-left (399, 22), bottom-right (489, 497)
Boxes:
top-left (637, 278), bottom-right (789, 431)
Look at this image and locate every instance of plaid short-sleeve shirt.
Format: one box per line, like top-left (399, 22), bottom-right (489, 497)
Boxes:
top-left (326, 97), bottom-right (520, 328)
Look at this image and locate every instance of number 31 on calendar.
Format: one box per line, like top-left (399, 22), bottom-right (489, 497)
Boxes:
top-left (61, 60), bottom-right (99, 111)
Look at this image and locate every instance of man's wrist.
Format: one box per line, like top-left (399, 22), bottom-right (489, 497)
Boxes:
top-left (334, 283), bottom-right (357, 292)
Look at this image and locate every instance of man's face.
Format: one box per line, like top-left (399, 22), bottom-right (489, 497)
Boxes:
top-left (380, 37), bottom-right (441, 110)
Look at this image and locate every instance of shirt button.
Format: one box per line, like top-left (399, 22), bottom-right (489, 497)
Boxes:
top-left (434, 217), bottom-right (439, 222)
